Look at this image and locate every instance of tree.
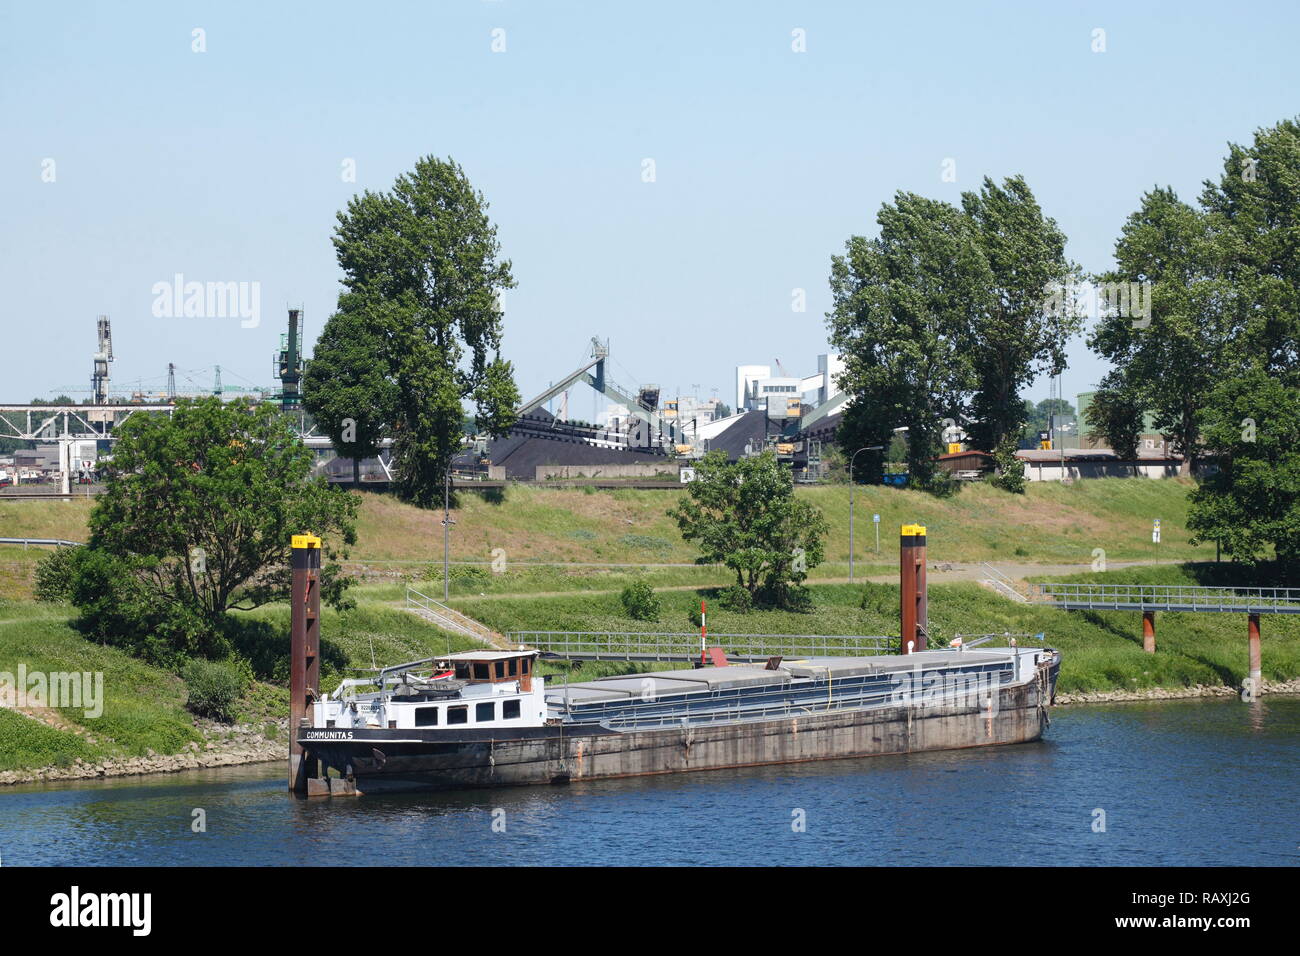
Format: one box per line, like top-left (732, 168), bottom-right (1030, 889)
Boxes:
top-left (1085, 377), bottom-right (1143, 461)
top-left (961, 177), bottom-right (1080, 488)
top-left (1022, 398), bottom-right (1076, 446)
top-left (1186, 118), bottom-right (1300, 567)
top-left (668, 450), bottom-right (828, 608)
top-left (828, 193), bottom-right (987, 489)
top-left (1187, 368), bottom-right (1300, 567)
top-left (303, 306), bottom-right (399, 486)
top-left (1088, 186), bottom-right (1230, 474)
top-left (332, 156), bottom-right (522, 507)
top-left (67, 398), bottom-right (357, 661)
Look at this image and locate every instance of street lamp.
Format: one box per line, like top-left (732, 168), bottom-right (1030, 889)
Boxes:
top-left (442, 463), bottom-right (458, 601)
top-left (849, 445), bottom-right (883, 581)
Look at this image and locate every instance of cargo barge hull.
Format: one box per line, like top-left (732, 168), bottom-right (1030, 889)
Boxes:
top-left (301, 659), bottom-right (1056, 794)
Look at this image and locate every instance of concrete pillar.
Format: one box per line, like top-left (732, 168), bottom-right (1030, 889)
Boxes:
top-left (1142, 610), bottom-right (1156, 654)
top-left (289, 533), bottom-right (321, 792)
top-left (899, 524), bottom-right (927, 654)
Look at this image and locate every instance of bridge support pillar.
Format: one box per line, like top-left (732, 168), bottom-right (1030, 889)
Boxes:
top-left (1245, 613), bottom-right (1262, 700)
top-left (1142, 610), bottom-right (1156, 654)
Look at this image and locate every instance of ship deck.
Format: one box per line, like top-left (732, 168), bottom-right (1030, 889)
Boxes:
top-left (545, 647), bottom-right (1048, 729)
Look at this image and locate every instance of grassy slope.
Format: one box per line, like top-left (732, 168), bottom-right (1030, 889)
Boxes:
top-left (2, 476), bottom-right (1201, 584)
top-left (451, 574), bottom-right (1300, 695)
top-left (0, 478), bottom-right (1277, 771)
top-left (0, 603), bottom-right (200, 769)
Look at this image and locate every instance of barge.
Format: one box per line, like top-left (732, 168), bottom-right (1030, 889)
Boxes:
top-left (297, 644), bottom-right (1060, 794)
top-left (287, 524), bottom-right (1060, 796)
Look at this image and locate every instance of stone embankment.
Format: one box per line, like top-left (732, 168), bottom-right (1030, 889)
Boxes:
top-left (0, 719), bottom-right (287, 786)
top-left (1056, 678), bottom-right (1300, 705)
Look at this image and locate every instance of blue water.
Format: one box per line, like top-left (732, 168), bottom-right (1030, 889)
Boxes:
top-left (1, 697), bottom-right (1296, 866)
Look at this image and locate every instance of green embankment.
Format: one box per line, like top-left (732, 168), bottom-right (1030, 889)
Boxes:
top-left (0, 478), bottom-right (1289, 773)
top-left (0, 603), bottom-right (200, 769)
top-left (451, 570), bottom-right (1300, 695)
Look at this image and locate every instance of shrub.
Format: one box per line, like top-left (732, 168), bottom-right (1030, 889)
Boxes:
top-left (715, 584), bottom-right (752, 614)
top-left (182, 659), bottom-right (248, 722)
top-left (858, 582), bottom-right (894, 616)
top-left (34, 546), bottom-right (79, 603)
top-left (620, 580), bottom-right (661, 621)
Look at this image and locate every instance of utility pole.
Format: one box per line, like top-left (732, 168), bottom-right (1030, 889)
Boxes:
top-left (849, 445), bottom-right (883, 581)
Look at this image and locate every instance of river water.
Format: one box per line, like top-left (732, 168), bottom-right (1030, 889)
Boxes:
top-left (1, 697), bottom-right (1296, 866)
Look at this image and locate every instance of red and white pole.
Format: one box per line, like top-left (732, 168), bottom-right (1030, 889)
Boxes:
top-left (700, 599), bottom-right (707, 664)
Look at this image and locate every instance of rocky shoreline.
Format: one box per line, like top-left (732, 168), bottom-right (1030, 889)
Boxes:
top-left (1055, 678), bottom-right (1300, 705)
top-left (0, 719), bottom-right (287, 787)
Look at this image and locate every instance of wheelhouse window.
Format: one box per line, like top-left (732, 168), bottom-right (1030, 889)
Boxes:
top-left (476, 702), bottom-right (495, 722)
top-left (473, 663), bottom-right (490, 681)
top-left (495, 661), bottom-right (506, 679)
top-left (447, 706), bottom-right (468, 725)
top-left (415, 706), bottom-right (439, 727)
top-left (503, 699), bottom-right (521, 720)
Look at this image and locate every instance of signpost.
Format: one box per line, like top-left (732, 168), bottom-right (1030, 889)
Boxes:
top-left (873, 513), bottom-right (880, 553)
top-left (1152, 519), bottom-right (1161, 544)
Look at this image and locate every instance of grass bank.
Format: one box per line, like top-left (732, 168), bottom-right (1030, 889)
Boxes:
top-left (449, 568), bottom-right (1300, 696)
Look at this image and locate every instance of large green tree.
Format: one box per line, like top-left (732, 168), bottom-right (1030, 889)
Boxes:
top-left (332, 156), bottom-right (521, 507)
top-left (828, 192), bottom-right (988, 489)
top-left (1186, 118), bottom-right (1300, 567)
top-left (65, 398), bottom-right (357, 661)
top-left (1088, 186), bottom-right (1231, 473)
top-left (669, 450), bottom-right (829, 609)
top-left (961, 176), bottom-right (1080, 488)
top-left (303, 306), bottom-right (399, 486)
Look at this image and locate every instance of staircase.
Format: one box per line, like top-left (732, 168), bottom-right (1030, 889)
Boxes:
top-left (980, 563), bottom-right (1029, 603)
top-left (404, 586), bottom-right (506, 647)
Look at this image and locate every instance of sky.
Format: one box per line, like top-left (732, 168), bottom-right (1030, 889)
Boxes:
top-left (2, 1), bottom-right (1297, 416)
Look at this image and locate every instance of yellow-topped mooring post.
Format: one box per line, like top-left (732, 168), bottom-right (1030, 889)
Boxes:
top-left (289, 533), bottom-right (321, 793)
top-left (900, 524), bottom-right (927, 654)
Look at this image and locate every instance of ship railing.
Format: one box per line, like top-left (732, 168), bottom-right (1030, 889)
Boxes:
top-left (584, 665), bottom-right (1017, 730)
top-left (560, 660), bottom-right (1017, 726)
top-left (1025, 582), bottom-right (1300, 614)
top-left (509, 631), bottom-right (898, 661)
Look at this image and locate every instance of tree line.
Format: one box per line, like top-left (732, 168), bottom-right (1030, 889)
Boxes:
top-left (828, 116), bottom-right (1300, 571)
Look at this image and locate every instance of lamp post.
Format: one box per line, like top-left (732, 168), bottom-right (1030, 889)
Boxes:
top-left (849, 445), bottom-right (883, 581)
top-left (442, 466), bottom-right (455, 601)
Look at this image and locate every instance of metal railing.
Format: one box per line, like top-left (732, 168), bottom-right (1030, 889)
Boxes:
top-left (566, 661), bottom-right (1016, 730)
top-left (0, 537), bottom-right (83, 548)
top-left (508, 631), bottom-right (898, 661)
top-left (980, 563), bottom-right (1028, 603)
top-left (1026, 582), bottom-right (1300, 614)
top-left (405, 586), bottom-right (499, 644)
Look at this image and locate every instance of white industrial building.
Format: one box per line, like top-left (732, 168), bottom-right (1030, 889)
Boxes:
top-left (736, 354), bottom-right (844, 415)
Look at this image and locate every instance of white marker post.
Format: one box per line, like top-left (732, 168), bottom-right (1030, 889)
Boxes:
top-left (873, 513), bottom-right (880, 553)
top-left (1152, 519), bottom-right (1161, 544)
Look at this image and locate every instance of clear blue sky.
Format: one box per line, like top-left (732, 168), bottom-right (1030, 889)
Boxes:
top-left (3, 1), bottom-right (1296, 414)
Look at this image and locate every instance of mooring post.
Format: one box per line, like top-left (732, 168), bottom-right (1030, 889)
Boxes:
top-left (289, 533), bottom-right (321, 793)
top-left (1142, 610), bottom-right (1156, 654)
top-left (1246, 613), bottom-right (1262, 700)
top-left (899, 524), bottom-right (927, 654)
